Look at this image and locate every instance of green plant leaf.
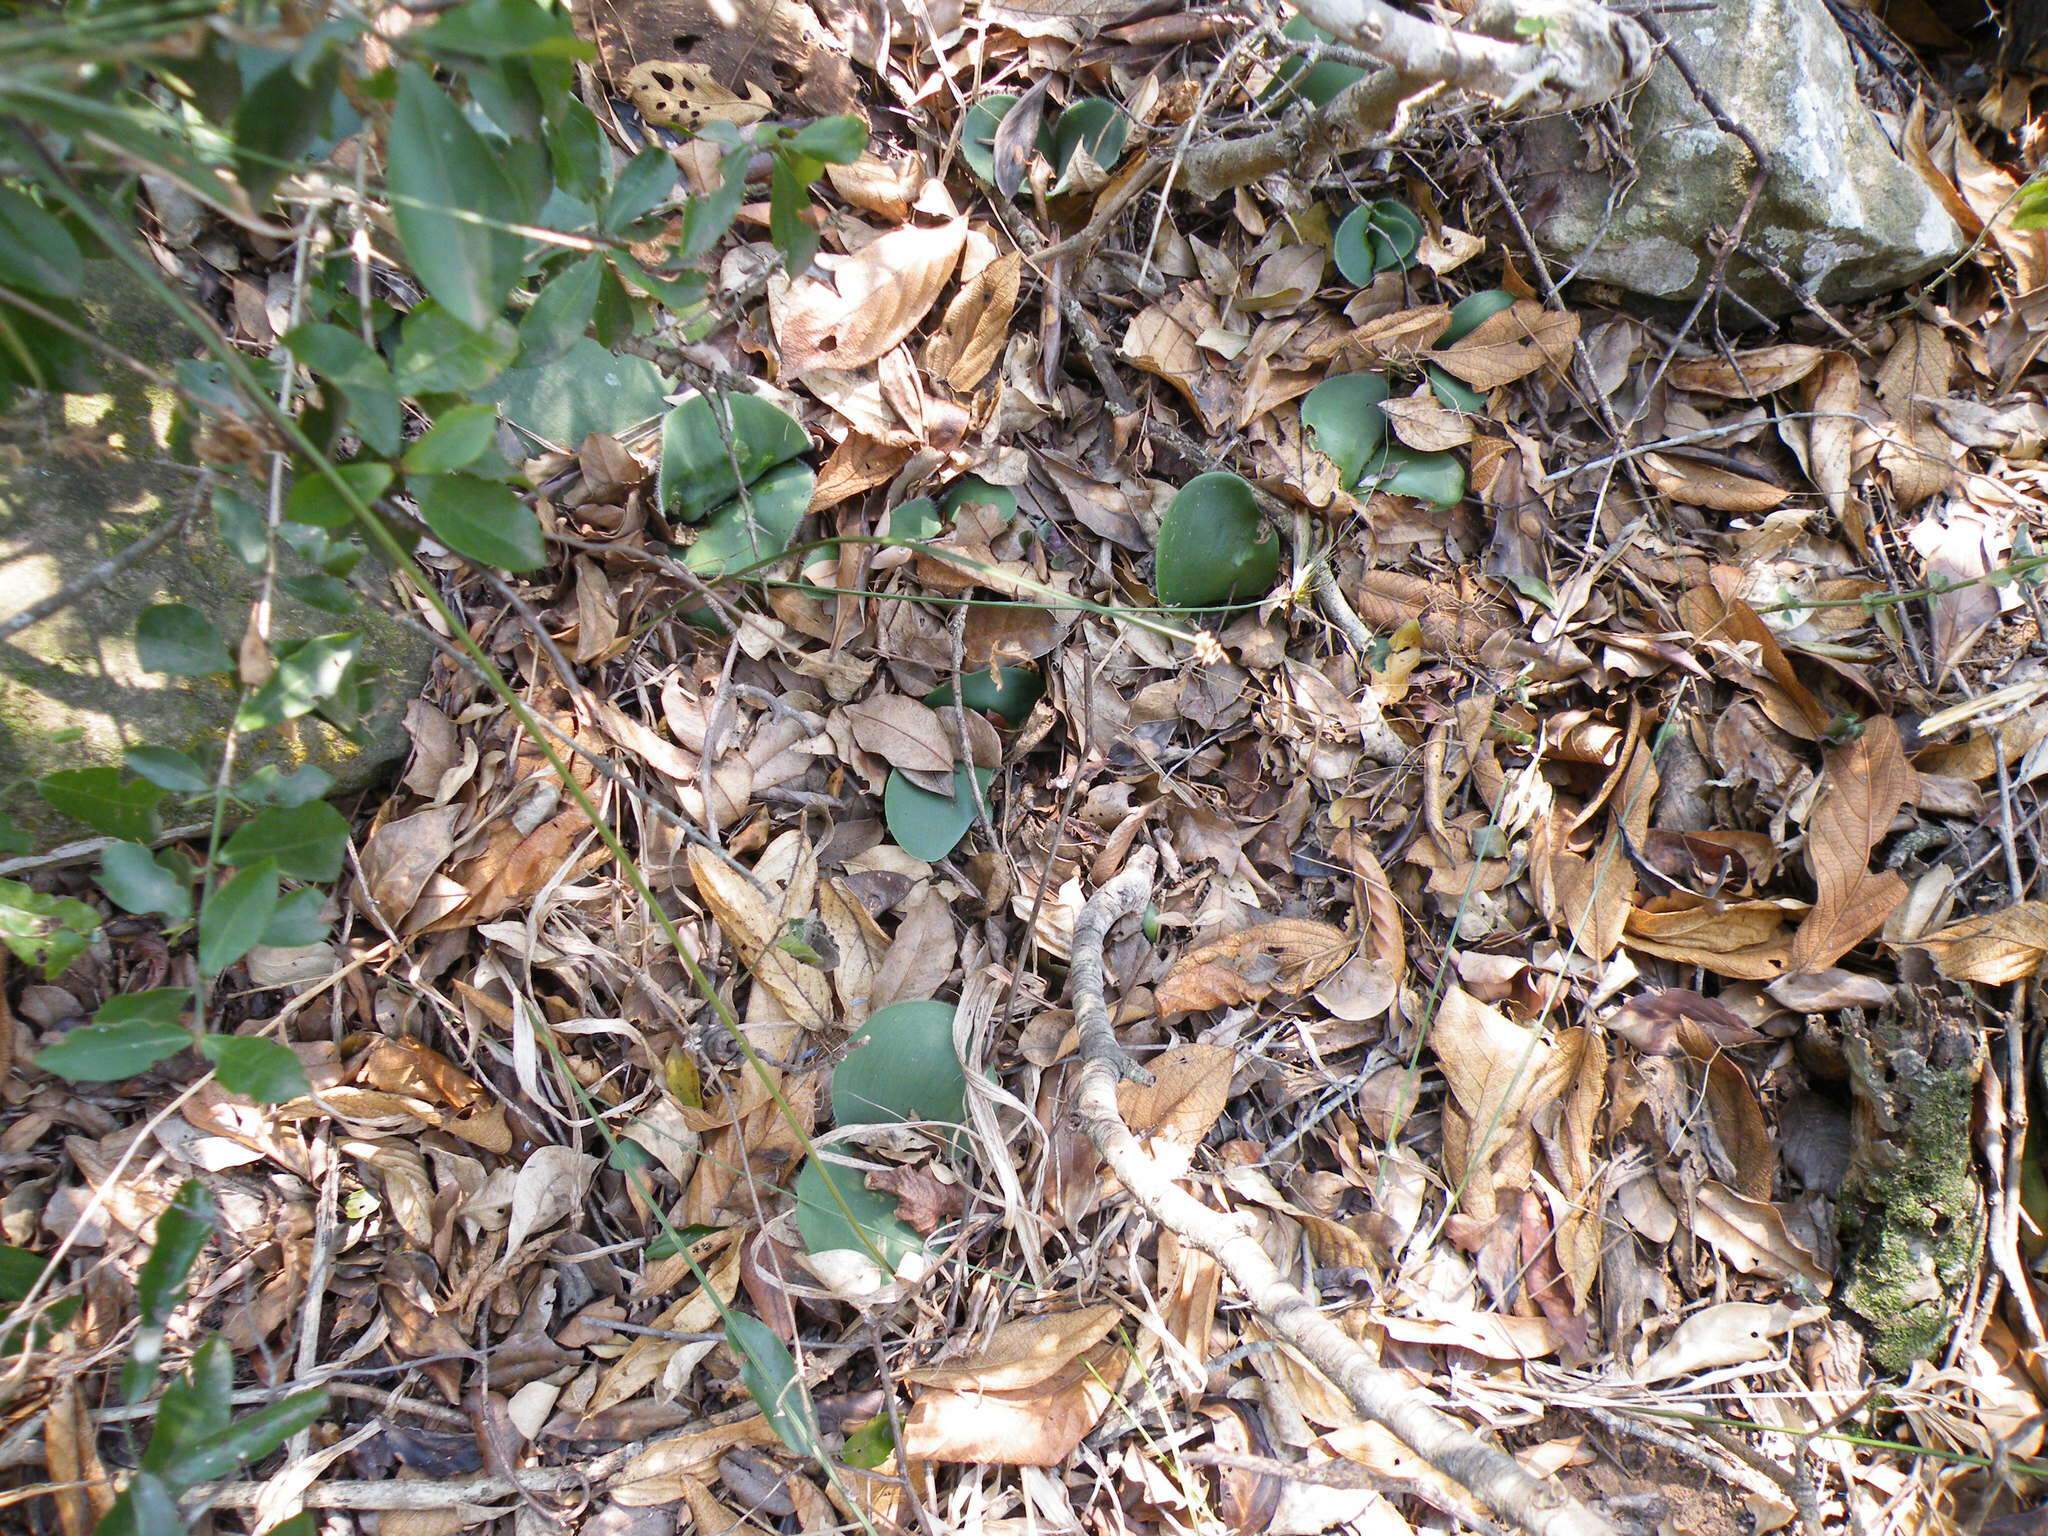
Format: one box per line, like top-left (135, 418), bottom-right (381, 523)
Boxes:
top-left (198, 1035), bottom-right (308, 1104)
top-left (0, 186), bottom-right (82, 299)
top-left (792, 1155), bottom-right (927, 1277)
top-left (601, 146), bottom-right (677, 236)
top-left (842, 1412), bottom-right (896, 1470)
top-left (883, 497), bottom-right (940, 541)
top-left (657, 393), bottom-right (810, 520)
top-left (392, 304), bottom-right (520, 395)
top-left (0, 815), bottom-right (27, 857)
top-left (0, 876), bottom-right (96, 987)
top-left (98, 842), bottom-right (191, 921)
top-left (136, 603), bottom-right (232, 677)
top-left (1047, 98), bottom-right (1128, 193)
top-left (237, 764), bottom-right (335, 809)
top-left (1333, 199), bottom-right (1423, 285)
top-left (220, 801), bottom-right (351, 882)
top-left (160, 1386), bottom-right (329, 1487)
top-left (418, 0), bottom-right (594, 58)
top-left (214, 488), bottom-right (268, 568)
top-left (1153, 471), bottom-right (1281, 610)
top-left (1425, 364), bottom-right (1487, 413)
top-left (388, 64), bottom-right (528, 333)
top-left (924, 666), bottom-right (1043, 727)
top-left (1263, 16), bottom-right (1367, 107)
top-left (198, 859), bottom-right (279, 976)
top-left (518, 254), bottom-right (603, 371)
top-left (1300, 372), bottom-right (1391, 485)
top-left (143, 1335), bottom-right (235, 1475)
top-left (122, 1179), bottom-right (213, 1401)
top-left (97, 989), bottom-right (196, 1029)
top-left (415, 473), bottom-right (546, 571)
top-left (35, 1017), bottom-right (191, 1083)
top-left (883, 764), bottom-right (994, 863)
top-left (96, 1468), bottom-right (182, 1536)
top-left (831, 999), bottom-right (966, 1127)
top-left (791, 115), bottom-right (867, 162)
top-left (285, 461), bottom-right (393, 531)
top-left (236, 633), bottom-right (362, 730)
top-left (768, 152), bottom-right (821, 275)
top-left (678, 127), bottom-right (750, 260)
top-left (683, 462), bottom-right (815, 579)
top-left (1368, 443), bottom-right (1467, 508)
top-left (36, 768), bottom-right (161, 841)
top-left (942, 475), bottom-right (1019, 520)
top-left (279, 573), bottom-right (356, 614)
top-left (402, 403), bottom-right (500, 475)
top-left (260, 886), bottom-right (330, 948)
top-left (490, 335), bottom-right (669, 446)
top-left (124, 747), bottom-right (211, 794)
top-left (727, 1312), bottom-right (824, 1460)
top-left (960, 94), bottom-right (1020, 184)
top-left (231, 50), bottom-right (343, 207)
top-left (1439, 288), bottom-right (1516, 345)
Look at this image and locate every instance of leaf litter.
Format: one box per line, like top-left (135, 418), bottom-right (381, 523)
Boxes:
top-left (23, 1), bottom-right (2048, 1533)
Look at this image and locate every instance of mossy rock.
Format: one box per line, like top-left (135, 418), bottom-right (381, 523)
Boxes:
top-left (0, 263), bottom-right (434, 848)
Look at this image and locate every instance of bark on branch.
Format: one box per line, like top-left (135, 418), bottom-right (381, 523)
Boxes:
top-left (1068, 849), bottom-right (1620, 1536)
top-left (1178, 0), bottom-right (1653, 198)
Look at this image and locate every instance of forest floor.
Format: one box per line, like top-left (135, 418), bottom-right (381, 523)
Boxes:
top-left (17, 0), bottom-right (2048, 1533)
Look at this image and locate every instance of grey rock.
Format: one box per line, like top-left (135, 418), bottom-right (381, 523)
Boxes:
top-left (1518, 0), bottom-right (1963, 313)
top-left (0, 262), bottom-right (435, 848)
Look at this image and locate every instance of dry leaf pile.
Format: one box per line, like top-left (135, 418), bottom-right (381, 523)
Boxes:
top-left (20, 0), bottom-right (2048, 1533)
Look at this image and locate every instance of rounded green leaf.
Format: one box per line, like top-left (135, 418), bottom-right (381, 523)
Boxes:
top-left (1425, 365), bottom-right (1488, 413)
top-left (1300, 373), bottom-right (1391, 486)
top-left (1333, 200), bottom-right (1423, 286)
top-left (197, 1035), bottom-right (308, 1104)
top-left (1047, 99), bottom-right (1129, 191)
top-left (415, 473), bottom-right (546, 571)
top-left (884, 764), bottom-right (994, 863)
top-left (37, 1018), bottom-right (192, 1082)
top-left (136, 604), bottom-right (232, 677)
top-left (220, 801), bottom-right (352, 883)
top-left (402, 403), bottom-right (501, 474)
top-left (883, 496), bottom-right (940, 542)
top-left (388, 64), bottom-right (527, 334)
top-left (961, 94), bottom-right (1020, 184)
top-left (1154, 472), bottom-right (1281, 610)
top-left (1439, 288), bottom-right (1517, 345)
top-left (1369, 444), bottom-right (1467, 508)
top-left (36, 768), bottom-right (161, 842)
top-left (99, 842), bottom-right (191, 921)
top-left (199, 859), bottom-right (279, 977)
top-left (1264, 16), bottom-right (1367, 107)
top-left (924, 666), bottom-right (1043, 727)
top-left (941, 475), bottom-right (1019, 520)
top-left (658, 393), bottom-right (810, 521)
top-left (683, 461), bottom-right (815, 579)
top-left (1365, 199), bottom-right (1424, 272)
top-left (832, 999), bottom-right (966, 1127)
top-left (793, 1155), bottom-right (927, 1272)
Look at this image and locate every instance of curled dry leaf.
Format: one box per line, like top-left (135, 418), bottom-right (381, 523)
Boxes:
top-left (1913, 900), bottom-right (2048, 984)
top-left (843, 694), bottom-right (954, 774)
top-left (901, 1305), bottom-right (1128, 1465)
top-left (1802, 350), bottom-right (1864, 549)
top-left (1155, 919), bottom-right (1353, 1016)
top-left (1667, 345), bottom-right (1827, 397)
top-left (771, 217), bottom-right (967, 378)
top-left (685, 845), bottom-right (834, 1031)
top-left (1426, 301), bottom-right (1580, 390)
top-left (1642, 452), bottom-right (1791, 513)
top-left (926, 249), bottom-right (1021, 391)
top-left (1116, 1042), bottom-right (1234, 1180)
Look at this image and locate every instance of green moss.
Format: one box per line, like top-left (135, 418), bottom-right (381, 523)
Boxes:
top-left (1840, 1034), bottom-right (1981, 1374)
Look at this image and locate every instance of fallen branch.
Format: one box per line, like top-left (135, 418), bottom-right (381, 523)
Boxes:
top-left (1068, 848), bottom-right (1620, 1536)
top-left (1178, 0), bottom-right (1653, 198)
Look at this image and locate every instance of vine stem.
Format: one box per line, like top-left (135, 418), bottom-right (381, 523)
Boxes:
top-left (1067, 849), bottom-right (1622, 1536)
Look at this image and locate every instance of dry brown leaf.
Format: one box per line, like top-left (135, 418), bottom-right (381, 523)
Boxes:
top-left (1677, 578), bottom-right (1832, 740)
top-left (622, 60), bottom-right (773, 130)
top-left (1381, 392), bottom-right (1476, 451)
top-left (1875, 319), bottom-right (1956, 510)
top-left (685, 845), bottom-right (833, 1031)
top-left (1914, 901), bottom-right (2048, 984)
top-left (1788, 718), bottom-right (1917, 974)
top-left (1642, 453), bottom-right (1791, 513)
top-left (1667, 345), bottom-right (1828, 397)
top-left (905, 1305), bottom-right (1124, 1391)
top-left (1430, 986), bottom-right (1566, 1219)
top-left (1803, 350), bottom-right (1864, 549)
top-left (1121, 298), bottom-right (1232, 434)
top-left (1635, 1301), bottom-right (1828, 1382)
top-left (1117, 1043), bottom-right (1233, 1179)
top-left (1427, 301), bottom-right (1580, 390)
top-left (1624, 896), bottom-right (1799, 979)
top-left (1691, 1180), bottom-right (1833, 1291)
top-left (771, 217), bottom-right (966, 378)
top-left (842, 695), bottom-right (954, 774)
top-left (901, 1341), bottom-right (1124, 1464)
top-left (926, 249), bottom-right (1020, 391)
top-left (1155, 919), bottom-right (1352, 1016)
top-left (867, 1163), bottom-right (965, 1236)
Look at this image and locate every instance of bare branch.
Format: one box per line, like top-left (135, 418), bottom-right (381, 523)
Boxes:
top-left (1179, 0), bottom-right (1653, 198)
